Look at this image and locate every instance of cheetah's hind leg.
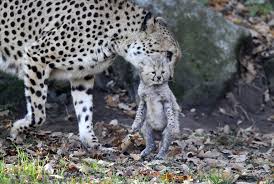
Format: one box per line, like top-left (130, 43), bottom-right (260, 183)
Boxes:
top-left (140, 121), bottom-right (156, 158)
top-left (70, 77), bottom-right (102, 150)
top-left (10, 55), bottom-right (50, 140)
top-left (70, 77), bottom-right (119, 155)
top-left (155, 128), bottom-right (172, 160)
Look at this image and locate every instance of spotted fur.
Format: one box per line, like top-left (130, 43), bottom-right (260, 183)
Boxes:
top-left (0, 0), bottom-right (181, 149)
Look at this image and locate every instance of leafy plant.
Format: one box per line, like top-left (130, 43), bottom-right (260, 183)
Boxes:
top-left (197, 0), bottom-right (209, 6)
top-left (205, 169), bottom-right (235, 184)
top-left (244, 0), bottom-right (273, 16)
top-left (0, 161), bottom-right (10, 184)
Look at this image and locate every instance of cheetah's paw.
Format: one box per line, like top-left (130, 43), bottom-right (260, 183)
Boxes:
top-left (10, 118), bottom-right (30, 140)
top-left (80, 136), bottom-right (101, 151)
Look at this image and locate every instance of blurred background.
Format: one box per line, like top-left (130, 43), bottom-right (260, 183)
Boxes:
top-left (0, 0), bottom-right (273, 133)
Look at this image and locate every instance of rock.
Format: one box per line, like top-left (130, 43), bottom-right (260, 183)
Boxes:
top-left (114, 0), bottom-right (251, 107)
top-left (0, 72), bottom-right (70, 110)
top-left (195, 128), bottom-right (205, 135)
top-left (264, 58), bottom-right (274, 95)
top-left (111, 58), bottom-right (140, 100)
top-left (223, 125), bottom-right (231, 134)
top-left (44, 163), bottom-right (55, 174)
top-left (0, 72), bottom-right (24, 107)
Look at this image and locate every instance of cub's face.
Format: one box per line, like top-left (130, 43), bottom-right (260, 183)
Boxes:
top-left (140, 60), bottom-right (171, 86)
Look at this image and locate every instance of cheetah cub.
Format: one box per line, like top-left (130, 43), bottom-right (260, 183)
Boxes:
top-left (131, 58), bottom-right (181, 160)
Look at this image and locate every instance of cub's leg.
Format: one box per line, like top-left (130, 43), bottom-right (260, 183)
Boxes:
top-left (155, 128), bottom-right (172, 160)
top-left (140, 121), bottom-right (156, 158)
top-left (155, 102), bottom-right (177, 160)
top-left (10, 60), bottom-right (51, 139)
top-left (70, 76), bottom-right (100, 149)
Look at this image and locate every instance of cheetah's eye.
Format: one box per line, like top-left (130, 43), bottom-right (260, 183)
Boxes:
top-left (161, 71), bottom-right (165, 74)
top-left (152, 71), bottom-right (156, 74)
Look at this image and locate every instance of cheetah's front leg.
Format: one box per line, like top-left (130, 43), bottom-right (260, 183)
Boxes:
top-left (70, 76), bottom-right (100, 149)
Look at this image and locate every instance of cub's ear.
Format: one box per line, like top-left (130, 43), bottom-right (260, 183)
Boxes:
top-left (140, 12), bottom-right (155, 33)
top-left (138, 61), bottom-right (145, 67)
top-left (155, 17), bottom-right (168, 27)
top-left (137, 61), bottom-right (145, 71)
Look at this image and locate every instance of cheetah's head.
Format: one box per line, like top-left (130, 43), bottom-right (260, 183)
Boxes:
top-left (123, 13), bottom-right (182, 78)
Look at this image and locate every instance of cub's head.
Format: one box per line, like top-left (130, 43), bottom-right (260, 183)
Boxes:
top-left (124, 13), bottom-right (182, 78)
top-left (139, 58), bottom-right (172, 86)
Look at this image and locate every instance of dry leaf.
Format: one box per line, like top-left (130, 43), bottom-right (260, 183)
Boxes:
top-left (118, 103), bottom-right (131, 111)
top-left (50, 132), bottom-right (63, 137)
top-left (229, 154), bottom-right (247, 163)
top-left (223, 125), bottom-right (230, 134)
top-left (130, 153), bottom-right (141, 161)
top-left (120, 134), bottom-right (134, 153)
top-left (68, 163), bottom-right (79, 172)
top-left (109, 119), bottom-right (118, 126)
top-left (161, 172), bottom-right (193, 183)
top-left (105, 94), bottom-right (119, 107)
top-left (0, 110), bottom-right (9, 117)
top-left (44, 163), bottom-right (54, 174)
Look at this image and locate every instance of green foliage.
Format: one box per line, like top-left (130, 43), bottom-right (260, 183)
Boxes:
top-left (0, 161), bottom-right (10, 184)
top-left (0, 149), bottom-right (43, 184)
top-left (0, 148), bottom-right (161, 183)
top-left (244, 0), bottom-right (273, 16)
top-left (205, 169), bottom-right (235, 184)
top-left (197, 0), bottom-right (209, 6)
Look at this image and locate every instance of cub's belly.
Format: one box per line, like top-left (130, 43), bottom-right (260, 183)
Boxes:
top-left (146, 101), bottom-right (167, 131)
top-left (149, 117), bottom-right (167, 131)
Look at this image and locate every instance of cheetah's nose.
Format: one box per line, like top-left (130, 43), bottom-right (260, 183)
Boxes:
top-left (157, 76), bottom-right (161, 80)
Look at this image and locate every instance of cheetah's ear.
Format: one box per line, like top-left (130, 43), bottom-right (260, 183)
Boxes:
top-left (140, 12), bottom-right (155, 33)
top-left (155, 17), bottom-right (168, 27)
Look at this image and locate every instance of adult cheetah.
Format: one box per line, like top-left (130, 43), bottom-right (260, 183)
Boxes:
top-left (0, 0), bottom-right (181, 149)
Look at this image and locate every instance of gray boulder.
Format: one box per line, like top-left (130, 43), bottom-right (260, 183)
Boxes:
top-left (264, 58), bottom-right (274, 95)
top-left (0, 72), bottom-right (24, 108)
top-left (114, 0), bottom-right (251, 107)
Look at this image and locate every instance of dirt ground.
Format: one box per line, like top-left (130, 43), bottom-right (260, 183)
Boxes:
top-left (1, 83), bottom-right (272, 137)
top-left (0, 87), bottom-right (273, 183)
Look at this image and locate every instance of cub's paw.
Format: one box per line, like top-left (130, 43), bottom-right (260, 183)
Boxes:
top-left (140, 149), bottom-right (150, 158)
top-left (155, 154), bottom-right (166, 160)
top-left (140, 145), bottom-right (156, 158)
top-left (155, 152), bottom-right (167, 160)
